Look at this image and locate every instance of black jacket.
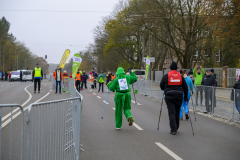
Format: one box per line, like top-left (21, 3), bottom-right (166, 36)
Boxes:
top-left (201, 75), bottom-right (216, 86)
top-left (160, 73), bottom-right (188, 98)
top-left (81, 73), bottom-right (88, 81)
top-left (233, 80), bottom-right (240, 90)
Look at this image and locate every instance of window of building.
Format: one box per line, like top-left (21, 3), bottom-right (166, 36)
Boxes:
top-left (193, 50), bottom-right (201, 62)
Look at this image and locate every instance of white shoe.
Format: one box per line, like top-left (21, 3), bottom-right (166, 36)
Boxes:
top-left (116, 128), bottom-right (121, 130)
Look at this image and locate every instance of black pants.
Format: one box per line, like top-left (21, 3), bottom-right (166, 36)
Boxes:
top-left (76, 80), bottom-right (81, 92)
top-left (205, 91), bottom-right (213, 112)
top-left (98, 83), bottom-right (104, 92)
top-left (34, 79), bottom-right (41, 91)
top-left (82, 81), bottom-right (87, 89)
top-left (165, 96), bottom-right (183, 132)
top-left (94, 80), bottom-right (97, 89)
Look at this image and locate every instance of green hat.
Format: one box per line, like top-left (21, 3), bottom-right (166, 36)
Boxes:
top-left (116, 67), bottom-right (125, 76)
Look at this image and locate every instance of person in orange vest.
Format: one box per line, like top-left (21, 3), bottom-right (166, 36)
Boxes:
top-left (53, 66), bottom-right (63, 94)
top-left (89, 72), bottom-right (95, 89)
top-left (75, 69), bottom-right (81, 92)
top-left (111, 72), bottom-right (116, 81)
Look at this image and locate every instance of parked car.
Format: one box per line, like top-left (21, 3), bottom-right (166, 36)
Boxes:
top-left (132, 69), bottom-right (146, 80)
top-left (22, 70), bottom-right (33, 82)
top-left (11, 71), bottom-right (20, 81)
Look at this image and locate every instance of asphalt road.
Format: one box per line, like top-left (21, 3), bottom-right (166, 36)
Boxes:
top-left (1, 81), bottom-right (240, 160)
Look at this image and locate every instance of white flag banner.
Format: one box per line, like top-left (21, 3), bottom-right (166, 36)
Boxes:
top-left (146, 58), bottom-right (150, 65)
top-left (73, 56), bottom-right (82, 63)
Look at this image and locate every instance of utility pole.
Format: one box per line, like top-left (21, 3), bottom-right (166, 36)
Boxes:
top-left (149, 33), bottom-right (151, 80)
top-left (25, 59), bottom-right (26, 69)
top-left (142, 34), bottom-right (145, 70)
top-left (17, 53), bottom-right (18, 70)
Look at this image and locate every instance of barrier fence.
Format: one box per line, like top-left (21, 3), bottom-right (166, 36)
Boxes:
top-left (134, 80), bottom-right (240, 125)
top-left (0, 76), bottom-right (83, 160)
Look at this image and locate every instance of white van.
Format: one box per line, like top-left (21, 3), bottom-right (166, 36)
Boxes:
top-left (132, 69), bottom-right (146, 80)
top-left (11, 71), bottom-right (20, 81)
top-left (22, 70), bottom-right (33, 82)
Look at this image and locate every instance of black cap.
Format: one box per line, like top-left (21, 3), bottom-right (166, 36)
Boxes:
top-left (170, 61), bottom-right (178, 70)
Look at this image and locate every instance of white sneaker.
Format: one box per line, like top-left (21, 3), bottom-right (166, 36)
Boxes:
top-left (116, 128), bottom-right (121, 130)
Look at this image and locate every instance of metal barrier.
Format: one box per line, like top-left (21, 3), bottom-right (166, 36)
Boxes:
top-left (0, 104), bottom-right (24, 160)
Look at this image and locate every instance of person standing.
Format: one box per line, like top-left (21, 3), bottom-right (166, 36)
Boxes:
top-left (53, 66), bottom-right (63, 94)
top-left (9, 72), bottom-right (11, 82)
top-left (89, 72), bottom-right (94, 89)
top-left (81, 71), bottom-right (88, 89)
top-left (233, 75), bottom-right (240, 119)
top-left (98, 72), bottom-right (106, 92)
top-left (160, 62), bottom-right (188, 135)
top-left (210, 68), bottom-right (217, 107)
top-left (92, 69), bottom-right (97, 89)
top-left (20, 70), bottom-right (23, 82)
top-left (188, 69), bottom-right (195, 84)
top-left (107, 67), bottom-right (137, 130)
top-left (32, 64), bottom-right (43, 93)
top-left (106, 71), bottom-right (112, 85)
top-left (111, 72), bottom-right (116, 81)
top-left (201, 69), bottom-right (217, 112)
top-left (179, 69), bottom-right (194, 120)
top-left (75, 70), bottom-right (81, 92)
top-left (193, 65), bottom-right (205, 106)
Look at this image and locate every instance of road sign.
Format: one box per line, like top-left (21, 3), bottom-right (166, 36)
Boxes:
top-left (143, 57), bottom-right (155, 62)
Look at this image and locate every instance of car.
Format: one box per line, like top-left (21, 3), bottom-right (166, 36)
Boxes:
top-left (22, 70), bottom-right (33, 82)
top-left (11, 71), bottom-right (20, 81)
top-left (132, 69), bottom-right (146, 80)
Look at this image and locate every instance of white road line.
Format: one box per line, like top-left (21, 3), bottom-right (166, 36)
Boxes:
top-left (93, 93), bottom-right (96, 95)
top-left (112, 108), bottom-right (143, 130)
top-left (131, 100), bottom-right (142, 105)
top-left (2, 92), bottom-right (50, 128)
top-left (155, 142), bottom-right (183, 160)
top-left (2, 84), bottom-right (33, 122)
top-left (103, 100), bottom-right (109, 104)
top-left (97, 96), bottom-right (101, 99)
top-left (50, 90), bottom-right (52, 91)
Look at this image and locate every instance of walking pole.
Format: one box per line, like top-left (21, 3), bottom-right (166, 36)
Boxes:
top-left (188, 108), bottom-right (195, 136)
top-left (191, 96), bottom-right (196, 121)
top-left (157, 95), bottom-right (164, 130)
top-left (101, 89), bottom-right (110, 119)
top-left (132, 84), bottom-right (137, 104)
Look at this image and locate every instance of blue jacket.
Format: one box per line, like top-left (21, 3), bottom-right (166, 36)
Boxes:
top-left (81, 73), bottom-right (88, 81)
top-left (184, 75), bottom-right (193, 92)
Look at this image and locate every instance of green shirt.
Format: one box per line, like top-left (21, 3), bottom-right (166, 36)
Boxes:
top-left (193, 67), bottom-right (205, 85)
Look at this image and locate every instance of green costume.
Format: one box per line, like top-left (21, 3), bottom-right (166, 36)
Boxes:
top-left (108, 67), bottom-right (137, 129)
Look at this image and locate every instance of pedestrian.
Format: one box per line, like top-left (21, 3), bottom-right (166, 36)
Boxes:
top-left (107, 67), bottom-right (137, 130)
top-left (32, 64), bottom-right (43, 93)
top-left (81, 71), bottom-right (88, 89)
top-left (232, 75), bottom-right (240, 119)
top-left (89, 72), bottom-right (94, 89)
top-left (20, 70), bottom-right (23, 82)
top-left (160, 62), bottom-right (188, 135)
top-left (201, 69), bottom-right (217, 112)
top-left (5, 71), bottom-right (8, 81)
top-left (111, 72), bottom-right (116, 81)
top-left (98, 72), bottom-right (106, 92)
top-left (75, 69), bottom-right (81, 92)
top-left (193, 65), bottom-right (205, 106)
top-left (53, 66), bottom-right (63, 94)
top-left (92, 69), bottom-right (97, 89)
top-left (210, 68), bottom-right (217, 107)
top-left (106, 71), bottom-right (112, 85)
top-left (179, 69), bottom-right (194, 120)
top-left (9, 72), bottom-right (11, 82)
top-left (63, 70), bottom-right (68, 77)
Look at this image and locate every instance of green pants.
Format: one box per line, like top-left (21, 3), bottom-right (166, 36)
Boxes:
top-left (114, 92), bottom-right (133, 128)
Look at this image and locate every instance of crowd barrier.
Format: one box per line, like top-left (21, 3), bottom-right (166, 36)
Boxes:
top-left (0, 76), bottom-right (83, 160)
top-left (134, 80), bottom-right (240, 125)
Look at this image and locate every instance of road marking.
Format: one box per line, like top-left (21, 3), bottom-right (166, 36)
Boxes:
top-left (155, 142), bottom-right (183, 160)
top-left (2, 84), bottom-right (33, 122)
top-left (50, 90), bottom-right (52, 91)
top-left (112, 108), bottom-right (143, 130)
top-left (93, 93), bottom-right (96, 95)
top-left (103, 100), bottom-right (109, 104)
top-left (131, 100), bottom-right (142, 105)
top-left (97, 96), bottom-right (101, 99)
top-left (2, 92), bottom-right (50, 128)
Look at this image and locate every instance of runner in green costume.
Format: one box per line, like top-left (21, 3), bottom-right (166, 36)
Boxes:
top-left (107, 67), bottom-right (137, 129)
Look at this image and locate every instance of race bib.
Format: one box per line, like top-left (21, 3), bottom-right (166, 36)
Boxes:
top-left (118, 78), bottom-right (128, 90)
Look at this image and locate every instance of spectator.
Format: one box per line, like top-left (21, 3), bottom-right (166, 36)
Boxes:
top-left (201, 69), bottom-right (217, 112)
top-left (233, 75), bottom-right (240, 119)
top-left (5, 71), bottom-right (8, 81)
top-left (188, 69), bottom-right (195, 84)
top-left (81, 71), bottom-right (88, 89)
top-left (9, 72), bottom-right (11, 82)
top-left (106, 71), bottom-right (112, 85)
top-left (92, 69), bottom-right (97, 89)
top-left (193, 65), bottom-right (205, 106)
top-left (75, 69), bottom-right (81, 92)
top-left (63, 70), bottom-right (68, 77)
top-left (89, 72), bottom-right (94, 89)
top-left (111, 72), bottom-right (116, 81)
top-left (53, 66), bottom-right (63, 94)
top-left (210, 68), bottom-right (217, 107)
top-left (98, 72), bottom-right (106, 93)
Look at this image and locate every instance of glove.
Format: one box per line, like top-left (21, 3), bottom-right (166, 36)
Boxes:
top-left (107, 82), bottom-right (112, 87)
top-left (192, 91), bottom-right (194, 95)
top-left (184, 97), bottom-right (188, 102)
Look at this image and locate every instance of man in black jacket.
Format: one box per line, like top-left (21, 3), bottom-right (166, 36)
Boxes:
top-left (81, 71), bottom-right (88, 89)
top-left (160, 62), bottom-right (188, 135)
top-left (233, 75), bottom-right (240, 117)
top-left (201, 69), bottom-right (217, 112)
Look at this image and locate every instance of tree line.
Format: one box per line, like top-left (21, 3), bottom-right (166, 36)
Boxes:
top-left (0, 17), bottom-right (49, 73)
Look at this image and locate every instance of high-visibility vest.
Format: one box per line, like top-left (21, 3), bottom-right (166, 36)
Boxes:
top-left (168, 70), bottom-right (182, 85)
top-left (34, 67), bottom-right (41, 77)
top-left (76, 73), bottom-right (81, 81)
top-left (89, 75), bottom-right (94, 82)
top-left (111, 75), bottom-right (116, 81)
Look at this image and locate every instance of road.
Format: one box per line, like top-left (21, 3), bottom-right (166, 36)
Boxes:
top-left (0, 81), bottom-right (240, 160)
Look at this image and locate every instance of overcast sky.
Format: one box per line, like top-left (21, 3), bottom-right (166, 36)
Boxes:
top-left (0, 0), bottom-right (120, 64)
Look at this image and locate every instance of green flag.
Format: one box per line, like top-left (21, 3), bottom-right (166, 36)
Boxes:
top-left (145, 55), bottom-right (150, 80)
top-left (72, 53), bottom-right (82, 79)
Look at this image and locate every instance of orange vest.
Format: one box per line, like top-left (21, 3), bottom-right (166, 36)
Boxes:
top-left (75, 73), bottom-right (81, 81)
top-left (89, 75), bottom-right (94, 82)
top-left (111, 75), bottom-right (116, 81)
top-left (168, 70), bottom-right (182, 85)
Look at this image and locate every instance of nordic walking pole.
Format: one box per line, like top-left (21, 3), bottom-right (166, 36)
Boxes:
top-left (132, 84), bottom-right (137, 104)
top-left (157, 95), bottom-right (164, 130)
top-left (191, 96), bottom-right (196, 121)
top-left (188, 108), bottom-right (195, 136)
top-left (101, 89), bottom-right (110, 119)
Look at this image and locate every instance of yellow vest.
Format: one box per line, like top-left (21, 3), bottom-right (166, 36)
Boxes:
top-left (34, 67), bottom-right (41, 77)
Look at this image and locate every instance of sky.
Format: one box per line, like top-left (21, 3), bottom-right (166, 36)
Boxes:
top-left (0, 0), bottom-right (120, 64)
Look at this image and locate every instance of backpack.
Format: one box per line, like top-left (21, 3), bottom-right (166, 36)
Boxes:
top-left (99, 77), bottom-right (104, 83)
